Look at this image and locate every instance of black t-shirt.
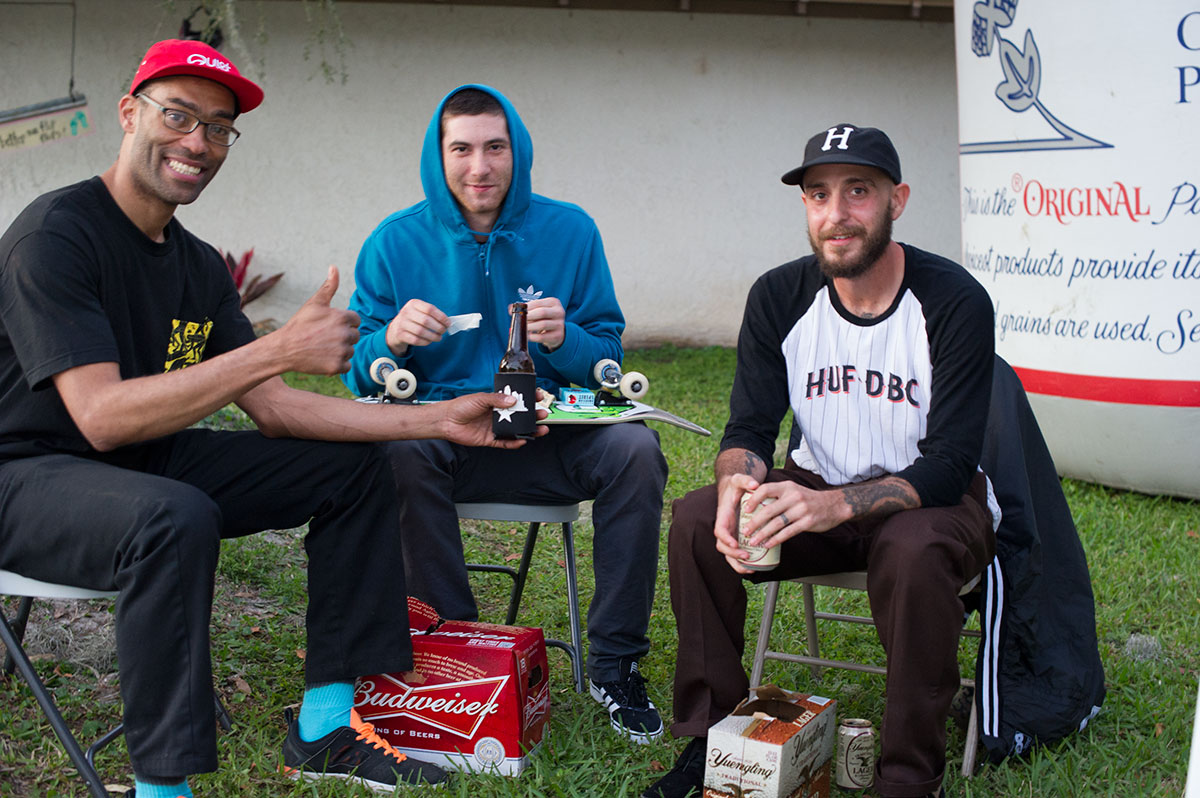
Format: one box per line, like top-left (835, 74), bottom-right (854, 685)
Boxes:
top-left (0, 177), bottom-right (255, 461)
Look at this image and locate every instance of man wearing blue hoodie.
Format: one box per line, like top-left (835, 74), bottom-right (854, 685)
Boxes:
top-left (343, 86), bottom-right (669, 744)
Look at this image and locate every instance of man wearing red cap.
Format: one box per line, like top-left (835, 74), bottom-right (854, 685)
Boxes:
top-left (0, 40), bottom-right (538, 796)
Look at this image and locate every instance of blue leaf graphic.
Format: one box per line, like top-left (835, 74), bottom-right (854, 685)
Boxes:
top-left (995, 29), bottom-right (1041, 113)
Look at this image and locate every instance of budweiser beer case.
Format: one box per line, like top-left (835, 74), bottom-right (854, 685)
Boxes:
top-left (704, 686), bottom-right (837, 798)
top-left (353, 598), bottom-right (550, 775)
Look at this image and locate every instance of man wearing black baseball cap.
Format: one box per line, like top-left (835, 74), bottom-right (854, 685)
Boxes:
top-left (646, 124), bottom-right (996, 798)
top-left (0, 39), bottom-right (543, 796)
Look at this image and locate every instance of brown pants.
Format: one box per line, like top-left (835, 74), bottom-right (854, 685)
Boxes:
top-left (667, 466), bottom-right (994, 798)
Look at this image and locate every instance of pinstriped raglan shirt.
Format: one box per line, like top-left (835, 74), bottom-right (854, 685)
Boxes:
top-left (721, 243), bottom-right (995, 508)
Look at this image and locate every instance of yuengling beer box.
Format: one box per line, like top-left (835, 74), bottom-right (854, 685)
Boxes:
top-left (704, 686), bottom-right (837, 798)
top-left (353, 597), bottom-right (550, 775)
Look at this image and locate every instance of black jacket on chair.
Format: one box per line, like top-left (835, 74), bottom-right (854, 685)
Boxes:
top-left (973, 356), bottom-right (1107, 763)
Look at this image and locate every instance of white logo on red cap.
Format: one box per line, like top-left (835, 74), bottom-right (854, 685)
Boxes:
top-left (187, 53), bottom-right (233, 73)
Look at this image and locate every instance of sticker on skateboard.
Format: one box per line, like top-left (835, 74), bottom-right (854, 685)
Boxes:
top-left (542, 398), bottom-right (710, 436)
top-left (540, 359), bottom-right (710, 436)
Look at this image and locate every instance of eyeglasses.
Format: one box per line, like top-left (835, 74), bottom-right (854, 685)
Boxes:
top-left (135, 93), bottom-right (241, 147)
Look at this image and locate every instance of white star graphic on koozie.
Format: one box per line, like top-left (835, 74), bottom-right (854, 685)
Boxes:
top-left (495, 384), bottom-right (528, 423)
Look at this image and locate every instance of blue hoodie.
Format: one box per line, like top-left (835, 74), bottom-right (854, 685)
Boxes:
top-left (343, 85), bottom-right (625, 400)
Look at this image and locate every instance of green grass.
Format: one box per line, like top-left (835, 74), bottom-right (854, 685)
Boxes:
top-left (2, 346), bottom-right (1197, 796)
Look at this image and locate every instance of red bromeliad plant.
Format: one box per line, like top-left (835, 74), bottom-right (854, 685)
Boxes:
top-left (223, 248), bottom-right (284, 308)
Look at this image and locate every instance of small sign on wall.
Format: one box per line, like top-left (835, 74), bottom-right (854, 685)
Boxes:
top-left (0, 105), bottom-right (93, 154)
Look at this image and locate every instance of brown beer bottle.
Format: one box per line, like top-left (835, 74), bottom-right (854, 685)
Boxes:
top-left (498, 303), bottom-right (535, 374)
top-left (493, 303), bottom-right (537, 438)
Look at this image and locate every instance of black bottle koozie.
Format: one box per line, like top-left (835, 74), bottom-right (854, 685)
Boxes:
top-left (492, 372), bottom-right (537, 438)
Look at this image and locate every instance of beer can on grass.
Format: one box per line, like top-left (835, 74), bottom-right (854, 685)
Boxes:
top-left (737, 494), bottom-right (780, 571)
top-left (836, 718), bottom-right (875, 790)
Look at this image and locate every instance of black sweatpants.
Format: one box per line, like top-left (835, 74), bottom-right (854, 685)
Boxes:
top-left (667, 465), bottom-right (994, 798)
top-left (0, 430), bottom-right (412, 778)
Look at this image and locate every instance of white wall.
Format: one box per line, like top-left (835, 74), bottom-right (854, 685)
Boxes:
top-left (1, 0), bottom-right (960, 346)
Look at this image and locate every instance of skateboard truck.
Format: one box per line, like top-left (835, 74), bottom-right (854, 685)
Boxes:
top-left (369, 357), bottom-right (418, 403)
top-left (593, 359), bottom-right (648, 407)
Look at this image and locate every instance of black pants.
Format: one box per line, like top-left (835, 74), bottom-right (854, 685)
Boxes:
top-left (387, 422), bottom-right (668, 681)
top-left (0, 430), bottom-right (412, 778)
top-left (667, 466), bottom-right (994, 798)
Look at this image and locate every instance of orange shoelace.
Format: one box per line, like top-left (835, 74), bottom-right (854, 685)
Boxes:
top-left (349, 709), bottom-right (408, 763)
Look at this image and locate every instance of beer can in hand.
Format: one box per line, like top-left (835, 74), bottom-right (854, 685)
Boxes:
top-left (737, 493), bottom-right (780, 571)
top-left (836, 718), bottom-right (875, 790)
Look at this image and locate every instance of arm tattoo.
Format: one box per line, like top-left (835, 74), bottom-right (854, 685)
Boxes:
top-left (841, 478), bottom-right (919, 520)
top-left (742, 450), bottom-right (765, 475)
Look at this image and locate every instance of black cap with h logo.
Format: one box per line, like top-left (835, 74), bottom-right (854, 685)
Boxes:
top-left (781, 124), bottom-right (902, 187)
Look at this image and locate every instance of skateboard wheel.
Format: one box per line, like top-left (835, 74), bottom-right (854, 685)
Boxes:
top-left (620, 371), bottom-right (649, 400)
top-left (385, 368), bottom-right (417, 400)
top-left (370, 357), bottom-right (398, 386)
top-left (594, 358), bottom-right (621, 389)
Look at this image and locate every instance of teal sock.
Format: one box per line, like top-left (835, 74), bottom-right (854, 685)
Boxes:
top-left (133, 776), bottom-right (192, 798)
top-left (298, 681), bottom-right (354, 742)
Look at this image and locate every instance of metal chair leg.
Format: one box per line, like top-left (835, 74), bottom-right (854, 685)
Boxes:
top-left (0, 607), bottom-right (110, 798)
top-left (2, 596), bottom-right (33, 675)
top-left (801, 582), bottom-right (822, 680)
top-left (506, 522), bottom-right (542, 625)
top-left (962, 697), bottom-right (979, 777)
top-left (750, 581), bottom-right (781, 687)
top-left (561, 521), bottom-right (584, 693)
top-left (461, 507), bottom-right (585, 694)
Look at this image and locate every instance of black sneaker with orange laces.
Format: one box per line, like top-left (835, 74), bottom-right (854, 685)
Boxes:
top-left (280, 708), bottom-right (449, 791)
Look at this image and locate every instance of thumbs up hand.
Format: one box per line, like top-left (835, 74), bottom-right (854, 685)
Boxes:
top-left (307, 264), bottom-right (342, 308)
top-left (276, 266), bottom-right (362, 375)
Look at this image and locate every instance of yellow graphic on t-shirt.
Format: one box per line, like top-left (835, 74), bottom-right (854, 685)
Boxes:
top-left (164, 319), bottom-right (213, 372)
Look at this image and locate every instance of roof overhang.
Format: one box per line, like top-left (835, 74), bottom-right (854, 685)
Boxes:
top-left (350, 0), bottom-right (953, 23)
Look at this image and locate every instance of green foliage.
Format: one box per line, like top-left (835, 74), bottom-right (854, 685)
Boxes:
top-left (224, 247), bottom-right (284, 308)
top-left (2, 347), bottom-right (1196, 796)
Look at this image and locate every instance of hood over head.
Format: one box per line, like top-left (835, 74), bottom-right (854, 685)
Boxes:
top-left (419, 84), bottom-right (534, 241)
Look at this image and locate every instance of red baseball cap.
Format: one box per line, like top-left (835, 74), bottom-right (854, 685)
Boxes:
top-left (130, 39), bottom-right (263, 114)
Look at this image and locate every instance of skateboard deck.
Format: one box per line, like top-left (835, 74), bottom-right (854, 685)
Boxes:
top-left (543, 399), bottom-right (710, 436)
top-left (356, 395), bottom-right (710, 436)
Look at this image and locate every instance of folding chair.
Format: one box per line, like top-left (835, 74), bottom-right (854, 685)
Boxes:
top-left (1, 568), bottom-right (232, 797)
top-left (459, 502), bottom-right (585, 693)
top-left (749, 570), bottom-right (983, 778)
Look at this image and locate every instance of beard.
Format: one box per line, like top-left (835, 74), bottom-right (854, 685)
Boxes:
top-left (809, 212), bottom-right (893, 280)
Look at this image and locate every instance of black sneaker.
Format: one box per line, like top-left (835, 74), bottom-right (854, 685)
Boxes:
top-left (280, 708), bottom-right (449, 791)
top-left (643, 736), bottom-right (706, 798)
top-left (588, 658), bottom-right (664, 743)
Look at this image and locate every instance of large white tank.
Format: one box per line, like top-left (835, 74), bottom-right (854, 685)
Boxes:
top-left (954, 0), bottom-right (1200, 499)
